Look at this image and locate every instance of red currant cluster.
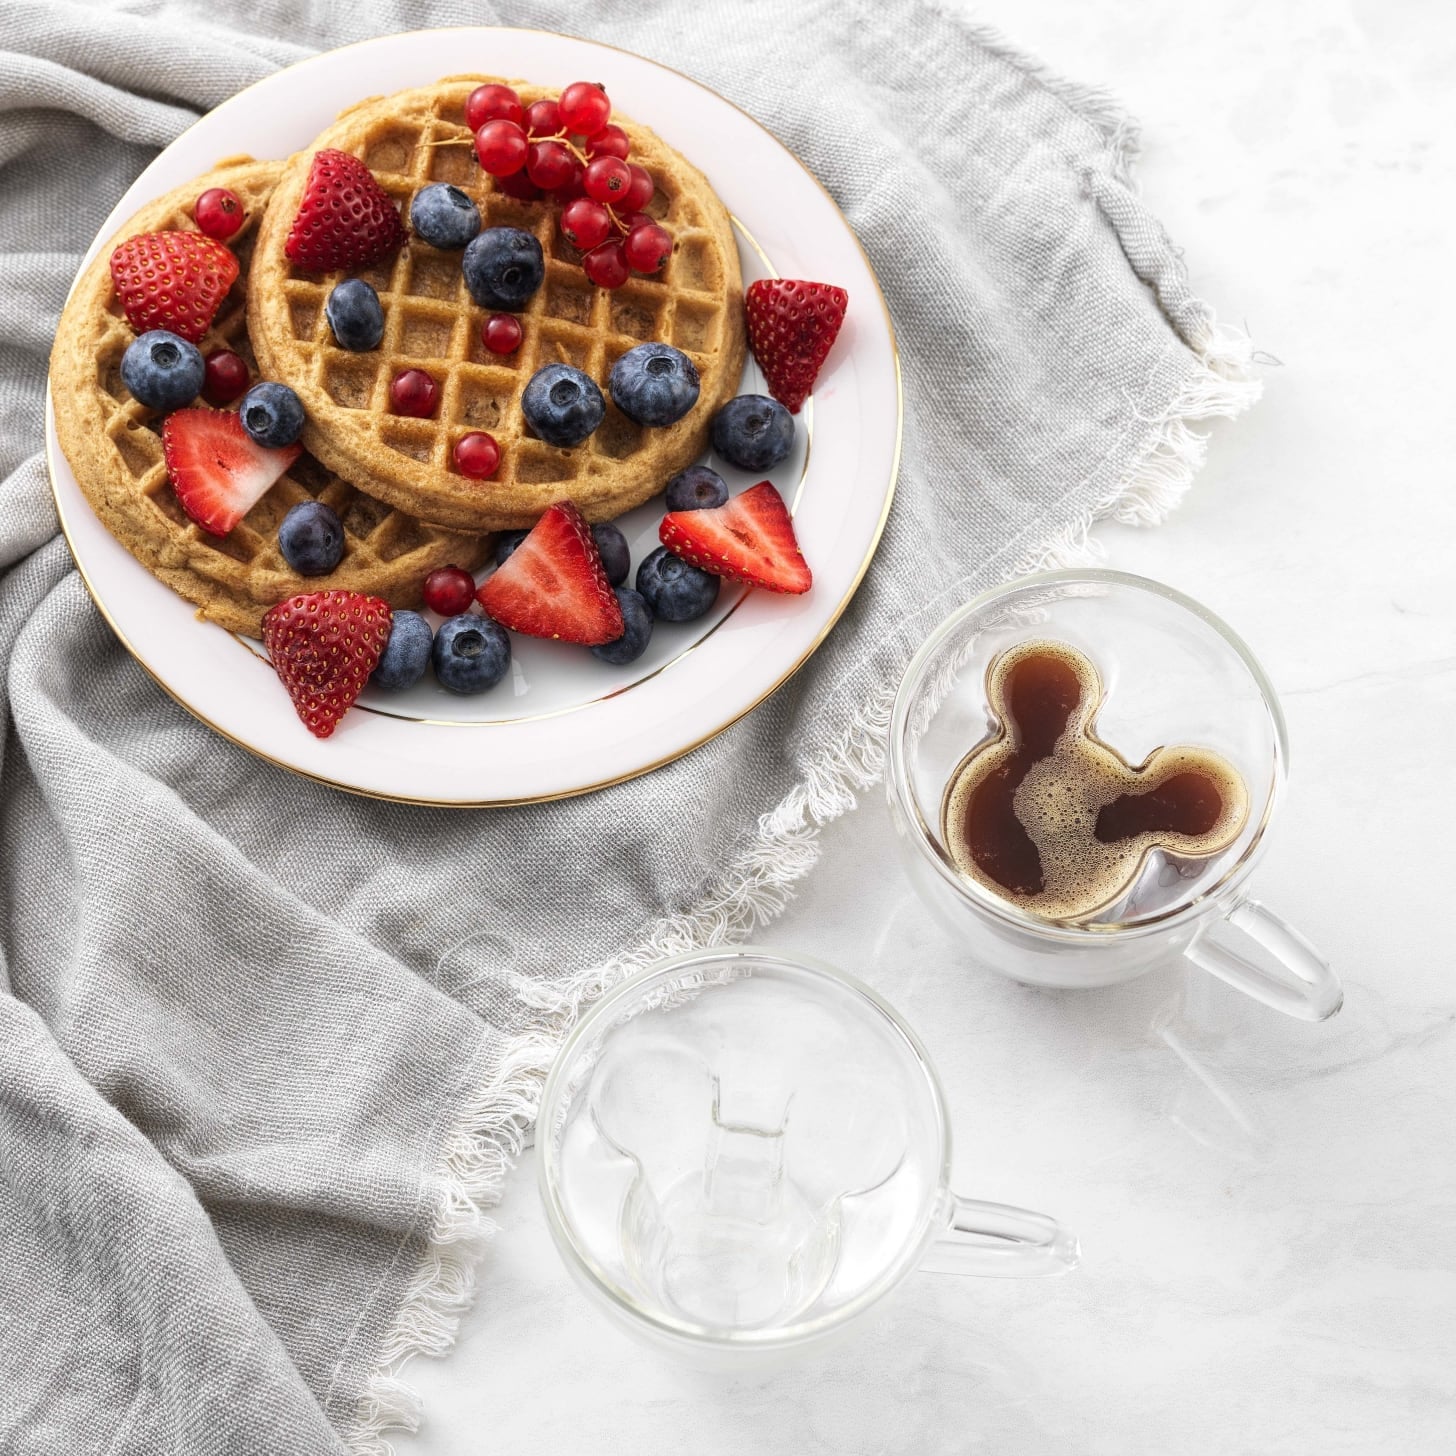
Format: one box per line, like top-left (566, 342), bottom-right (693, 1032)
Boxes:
top-left (466, 80), bottom-right (672, 290)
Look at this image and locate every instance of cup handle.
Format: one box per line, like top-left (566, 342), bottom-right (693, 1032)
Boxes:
top-left (1184, 897), bottom-right (1342, 1022)
top-left (917, 1192), bottom-right (1081, 1278)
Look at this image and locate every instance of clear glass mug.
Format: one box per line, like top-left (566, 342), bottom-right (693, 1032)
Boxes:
top-left (887, 569), bottom-right (1342, 1021)
top-left (537, 947), bottom-right (1079, 1362)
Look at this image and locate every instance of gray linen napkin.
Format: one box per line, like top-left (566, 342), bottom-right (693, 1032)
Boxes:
top-left (0, 1), bottom-right (1258, 1450)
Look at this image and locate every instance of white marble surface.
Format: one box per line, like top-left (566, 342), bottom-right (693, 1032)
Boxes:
top-left (397, 3), bottom-right (1456, 1450)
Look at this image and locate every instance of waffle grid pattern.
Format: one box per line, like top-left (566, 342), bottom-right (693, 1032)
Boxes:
top-left (248, 83), bottom-right (746, 531)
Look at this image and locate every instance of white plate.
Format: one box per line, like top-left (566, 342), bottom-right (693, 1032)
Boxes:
top-left (46, 27), bottom-right (900, 806)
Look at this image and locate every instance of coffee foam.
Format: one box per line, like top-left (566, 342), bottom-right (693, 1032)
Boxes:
top-left (941, 639), bottom-right (1249, 924)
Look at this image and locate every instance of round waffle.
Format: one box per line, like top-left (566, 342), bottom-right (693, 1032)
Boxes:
top-left (50, 158), bottom-right (485, 640)
top-left (246, 78), bottom-right (747, 532)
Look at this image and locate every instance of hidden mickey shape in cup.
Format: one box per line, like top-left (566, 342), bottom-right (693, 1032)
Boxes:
top-left (537, 948), bottom-right (1079, 1361)
top-left (887, 569), bottom-right (1342, 1022)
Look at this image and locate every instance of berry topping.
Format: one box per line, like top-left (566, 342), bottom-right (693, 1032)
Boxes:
top-left (462, 227), bottom-right (545, 311)
top-left (453, 431), bottom-right (501, 480)
top-left (240, 381), bottom-right (305, 449)
top-left (278, 500), bottom-right (344, 576)
top-left (202, 348), bottom-right (249, 406)
top-left (521, 363), bottom-right (605, 447)
top-left (324, 277), bottom-right (385, 351)
top-left (660, 481), bottom-right (811, 595)
top-left (609, 342), bottom-right (700, 427)
top-left (623, 221), bottom-right (672, 274)
top-left (635, 545), bottom-right (721, 623)
top-left (474, 118), bottom-right (530, 177)
top-left (494, 531), bottom-right (528, 567)
top-left (285, 149), bottom-right (405, 274)
top-left (493, 168), bottom-right (543, 202)
top-left (526, 140), bottom-right (576, 190)
top-left (561, 197), bottom-right (613, 252)
top-left (475, 500), bottom-right (624, 645)
top-left (434, 614), bottom-right (511, 695)
top-left (120, 330), bottom-right (205, 413)
top-left (194, 187), bottom-right (245, 242)
top-left (109, 230), bottom-right (239, 344)
top-left (371, 609), bottom-right (434, 691)
top-left (744, 279), bottom-right (849, 414)
top-left (409, 183), bottom-right (481, 250)
top-left (583, 155), bottom-right (631, 204)
top-left (422, 565), bottom-right (477, 617)
top-left (711, 394), bottom-right (795, 472)
top-left (664, 464), bottom-right (729, 513)
top-left (621, 164), bottom-right (655, 213)
top-left (591, 522), bottom-right (631, 586)
top-left (559, 81), bottom-right (611, 136)
top-left (481, 313), bottom-right (523, 354)
top-left (586, 124), bottom-right (630, 161)
top-left (262, 591), bottom-right (392, 739)
top-left (581, 238), bottom-right (629, 289)
top-left (390, 368), bottom-right (437, 418)
top-left (465, 83), bottom-right (525, 131)
top-left (161, 408), bottom-right (300, 536)
top-left (592, 587), bottom-right (654, 666)
top-left (550, 161), bottom-right (587, 204)
top-left (524, 98), bottom-right (562, 138)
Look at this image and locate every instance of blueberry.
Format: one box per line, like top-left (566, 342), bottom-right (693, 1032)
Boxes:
top-left (522, 363), bottom-right (604, 447)
top-left (592, 522), bottom-right (630, 586)
top-left (277, 500), bottom-right (344, 576)
top-left (608, 342), bottom-right (700, 427)
top-left (591, 588), bottom-right (654, 665)
top-left (711, 394), bottom-right (794, 472)
top-left (433, 614), bottom-right (511, 695)
top-left (494, 530), bottom-right (528, 567)
top-left (240, 382), bottom-right (305, 448)
top-left (324, 278), bottom-right (384, 351)
top-left (636, 546), bottom-right (721, 623)
top-left (410, 184), bottom-right (482, 250)
top-left (664, 464), bottom-right (728, 513)
top-left (462, 227), bottom-right (545, 311)
top-left (120, 330), bottom-right (204, 412)
top-left (370, 610), bottom-right (433, 690)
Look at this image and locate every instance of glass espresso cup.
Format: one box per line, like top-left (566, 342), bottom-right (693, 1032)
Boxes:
top-left (887, 569), bottom-right (1341, 1021)
top-left (537, 947), bottom-right (1078, 1362)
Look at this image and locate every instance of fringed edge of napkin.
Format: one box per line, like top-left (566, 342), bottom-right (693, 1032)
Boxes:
top-left (343, 36), bottom-right (1264, 1455)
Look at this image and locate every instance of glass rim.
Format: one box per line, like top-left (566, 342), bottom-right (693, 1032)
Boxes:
top-left (536, 945), bottom-right (952, 1349)
top-left (886, 568), bottom-right (1290, 942)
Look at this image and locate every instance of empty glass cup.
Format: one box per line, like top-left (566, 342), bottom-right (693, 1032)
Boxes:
top-left (537, 947), bottom-right (1078, 1360)
top-left (887, 569), bottom-right (1342, 1021)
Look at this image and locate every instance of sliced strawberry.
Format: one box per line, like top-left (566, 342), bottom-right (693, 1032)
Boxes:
top-left (161, 409), bottom-right (301, 536)
top-left (744, 279), bottom-right (848, 414)
top-left (659, 481), bottom-right (811, 595)
top-left (109, 230), bottom-right (240, 343)
top-left (475, 501), bottom-right (624, 645)
top-left (285, 149), bottom-right (406, 273)
top-left (262, 591), bottom-right (392, 739)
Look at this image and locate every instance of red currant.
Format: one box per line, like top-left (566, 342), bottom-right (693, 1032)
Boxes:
top-left (465, 83), bottom-right (524, 131)
top-left (390, 369), bottom-right (437, 417)
top-left (194, 188), bottom-right (245, 241)
top-left (525, 140), bottom-right (575, 190)
top-left (560, 197), bottom-right (612, 252)
top-left (453, 432), bottom-right (501, 480)
top-left (423, 565), bottom-right (477, 616)
top-left (494, 169), bottom-right (542, 201)
top-left (624, 221), bottom-right (672, 274)
top-left (559, 81), bottom-right (611, 136)
top-left (524, 98), bottom-right (561, 137)
top-left (583, 155), bottom-right (631, 204)
top-left (474, 119), bottom-right (528, 176)
top-left (586, 124), bottom-right (630, 162)
top-left (621, 163), bottom-right (655, 213)
top-left (202, 349), bottom-right (249, 405)
top-left (582, 239), bottom-right (629, 289)
top-left (482, 313), bottom-right (523, 354)
top-left (551, 161), bottom-right (585, 204)
top-left (617, 211), bottom-right (654, 234)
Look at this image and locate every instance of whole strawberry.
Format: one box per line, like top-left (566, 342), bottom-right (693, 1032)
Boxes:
top-left (285, 149), bottom-right (406, 273)
top-left (109, 231), bottom-right (240, 344)
top-left (744, 279), bottom-right (848, 414)
top-left (262, 591), bottom-right (392, 739)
